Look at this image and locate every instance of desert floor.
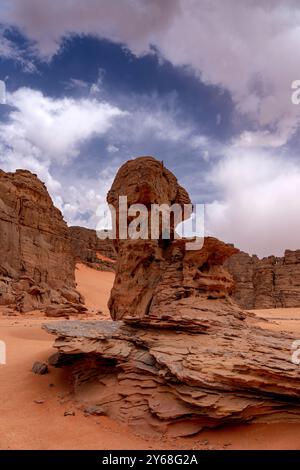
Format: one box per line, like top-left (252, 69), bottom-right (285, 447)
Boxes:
top-left (1, 263), bottom-right (300, 450)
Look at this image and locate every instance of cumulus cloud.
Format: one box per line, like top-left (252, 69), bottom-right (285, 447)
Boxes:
top-left (0, 84), bottom-right (209, 228)
top-left (1, 0), bottom-right (300, 144)
top-left (206, 148), bottom-right (300, 257)
top-left (0, 0), bottom-right (179, 57)
top-left (56, 168), bottom-right (116, 229)
top-left (0, 87), bottom-right (126, 224)
top-left (156, 0), bottom-right (300, 146)
top-left (4, 88), bottom-right (126, 163)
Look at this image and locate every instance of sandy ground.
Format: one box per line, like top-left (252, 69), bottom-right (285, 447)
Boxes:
top-left (1, 266), bottom-right (300, 449)
top-left (253, 307), bottom-right (300, 335)
top-left (75, 263), bottom-right (114, 315)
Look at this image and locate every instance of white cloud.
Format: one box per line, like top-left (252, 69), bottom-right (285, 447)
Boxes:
top-left (154, 0), bottom-right (300, 145)
top-left (65, 78), bottom-right (90, 91)
top-left (0, 0), bottom-right (178, 58)
top-left (0, 87), bottom-right (126, 225)
top-left (4, 88), bottom-right (126, 163)
top-left (0, 27), bottom-right (37, 72)
top-left (57, 169), bottom-right (115, 229)
top-left (106, 144), bottom-right (119, 153)
top-left (233, 130), bottom-right (290, 149)
top-left (109, 102), bottom-right (208, 151)
top-left (0, 85), bottom-right (209, 229)
top-left (206, 148), bottom-right (300, 257)
top-left (0, 34), bottom-right (17, 59)
top-left (2, 0), bottom-right (300, 144)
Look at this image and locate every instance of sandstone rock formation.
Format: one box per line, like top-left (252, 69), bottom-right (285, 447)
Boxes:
top-left (107, 156), bottom-right (228, 325)
top-left (69, 226), bottom-right (116, 272)
top-left (44, 156), bottom-right (300, 437)
top-left (0, 169), bottom-right (83, 313)
top-left (225, 250), bottom-right (300, 309)
top-left (45, 319), bottom-right (300, 436)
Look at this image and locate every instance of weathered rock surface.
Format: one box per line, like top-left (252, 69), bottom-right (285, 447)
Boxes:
top-left (107, 156), bottom-right (191, 243)
top-left (69, 226), bottom-right (116, 272)
top-left (44, 319), bottom-right (300, 437)
top-left (0, 169), bottom-right (83, 313)
top-left (44, 156), bottom-right (300, 437)
top-left (109, 237), bottom-right (241, 330)
top-left (225, 250), bottom-right (300, 309)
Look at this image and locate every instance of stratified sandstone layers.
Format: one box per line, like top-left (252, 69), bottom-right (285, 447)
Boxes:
top-left (69, 226), bottom-right (116, 272)
top-left (225, 251), bottom-right (300, 309)
top-left (45, 319), bottom-right (300, 437)
top-left (44, 156), bottom-right (300, 437)
top-left (0, 169), bottom-right (83, 313)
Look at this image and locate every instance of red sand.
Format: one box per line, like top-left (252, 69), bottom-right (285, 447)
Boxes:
top-left (75, 262), bottom-right (114, 314)
top-left (1, 266), bottom-right (300, 449)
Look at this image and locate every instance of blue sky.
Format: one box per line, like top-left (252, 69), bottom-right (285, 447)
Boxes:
top-left (1, 0), bottom-right (300, 257)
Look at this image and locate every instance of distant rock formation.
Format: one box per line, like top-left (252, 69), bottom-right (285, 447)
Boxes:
top-left (225, 250), bottom-right (300, 309)
top-left (69, 226), bottom-right (116, 272)
top-left (45, 156), bottom-right (300, 437)
top-left (0, 169), bottom-right (83, 314)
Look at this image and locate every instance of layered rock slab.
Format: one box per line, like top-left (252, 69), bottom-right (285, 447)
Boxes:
top-left (0, 169), bottom-right (83, 313)
top-left (44, 318), bottom-right (300, 437)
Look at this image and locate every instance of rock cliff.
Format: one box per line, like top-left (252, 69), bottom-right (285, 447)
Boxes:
top-left (225, 251), bottom-right (300, 309)
top-left (69, 226), bottom-right (116, 272)
top-left (0, 169), bottom-right (83, 313)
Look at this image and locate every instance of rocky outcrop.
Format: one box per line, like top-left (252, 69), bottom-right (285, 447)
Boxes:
top-left (107, 156), bottom-right (234, 326)
top-left (44, 156), bottom-right (300, 437)
top-left (225, 250), bottom-right (300, 309)
top-left (69, 226), bottom-right (116, 272)
top-left (0, 169), bottom-right (83, 313)
top-left (45, 319), bottom-right (300, 437)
